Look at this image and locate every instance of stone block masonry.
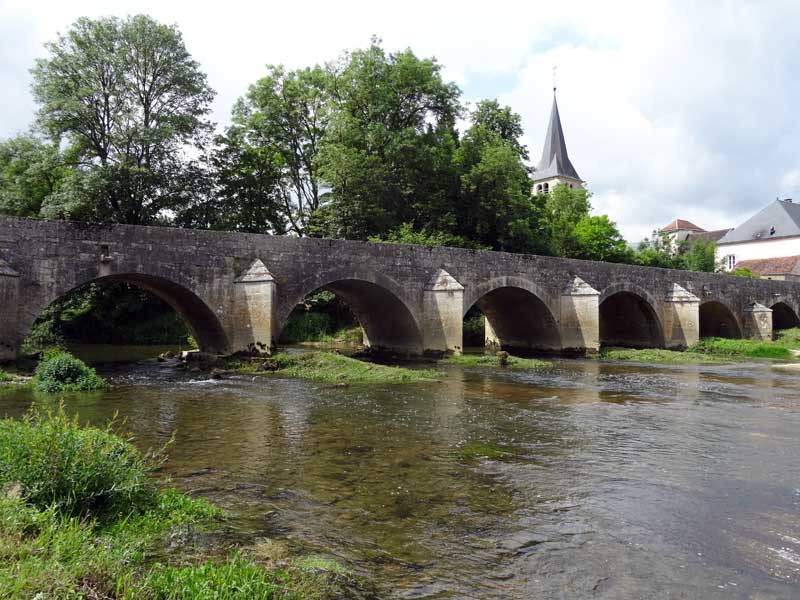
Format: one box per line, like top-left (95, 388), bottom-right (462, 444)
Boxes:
top-left (1, 216), bottom-right (800, 360)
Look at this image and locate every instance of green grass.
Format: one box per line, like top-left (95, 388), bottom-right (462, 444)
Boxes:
top-left (601, 329), bottom-right (800, 364)
top-left (599, 347), bottom-right (733, 364)
top-left (690, 337), bottom-right (792, 359)
top-left (441, 353), bottom-right (551, 369)
top-left (227, 351), bottom-right (440, 384)
top-left (0, 406), bottom-right (367, 599)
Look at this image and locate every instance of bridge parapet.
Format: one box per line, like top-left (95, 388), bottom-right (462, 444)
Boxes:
top-left (1, 216), bottom-right (800, 359)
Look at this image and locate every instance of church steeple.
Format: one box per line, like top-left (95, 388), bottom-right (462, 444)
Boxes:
top-left (532, 90), bottom-right (583, 193)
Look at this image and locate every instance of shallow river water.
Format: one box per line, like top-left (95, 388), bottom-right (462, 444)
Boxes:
top-left (2, 354), bottom-right (800, 599)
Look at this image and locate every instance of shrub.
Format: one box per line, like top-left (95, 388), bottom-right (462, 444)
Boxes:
top-left (33, 350), bottom-right (106, 392)
top-left (0, 369), bottom-right (9, 382)
top-left (0, 406), bottom-right (159, 516)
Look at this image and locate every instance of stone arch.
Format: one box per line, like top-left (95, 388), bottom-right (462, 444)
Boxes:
top-left (770, 301), bottom-right (800, 330)
top-left (463, 276), bottom-right (561, 352)
top-left (277, 268), bottom-right (424, 354)
top-left (25, 273), bottom-right (229, 354)
top-left (699, 300), bottom-right (742, 338)
top-left (599, 283), bottom-right (664, 348)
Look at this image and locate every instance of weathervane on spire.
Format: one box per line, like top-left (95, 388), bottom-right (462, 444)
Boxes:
top-left (552, 65), bottom-right (557, 93)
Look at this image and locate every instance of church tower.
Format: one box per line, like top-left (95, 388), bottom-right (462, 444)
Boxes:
top-left (532, 89), bottom-right (583, 194)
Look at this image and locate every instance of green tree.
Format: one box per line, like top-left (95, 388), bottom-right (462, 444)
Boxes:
top-left (176, 131), bottom-right (287, 234)
top-left (540, 183), bottom-right (591, 256)
top-left (369, 222), bottom-right (488, 249)
top-left (470, 99), bottom-right (529, 161)
top-left (0, 134), bottom-right (67, 216)
top-left (205, 65), bottom-right (330, 235)
top-left (315, 39), bottom-right (462, 239)
top-left (633, 231), bottom-right (679, 268)
top-left (573, 215), bottom-right (632, 262)
top-left (730, 266), bottom-right (758, 278)
top-left (455, 125), bottom-right (544, 253)
top-left (679, 238), bottom-right (716, 272)
top-left (32, 15), bottom-right (214, 224)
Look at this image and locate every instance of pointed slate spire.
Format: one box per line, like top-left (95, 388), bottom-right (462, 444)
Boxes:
top-left (534, 92), bottom-right (581, 181)
top-left (235, 259), bottom-right (274, 283)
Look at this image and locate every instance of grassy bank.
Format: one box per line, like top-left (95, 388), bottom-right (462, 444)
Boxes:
top-left (441, 353), bottom-right (551, 370)
top-left (0, 407), bottom-right (370, 599)
top-left (601, 328), bottom-right (800, 364)
top-left (599, 347), bottom-right (734, 364)
top-left (227, 351), bottom-right (440, 384)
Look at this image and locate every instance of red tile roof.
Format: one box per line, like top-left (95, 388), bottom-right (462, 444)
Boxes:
top-left (660, 219), bottom-right (705, 233)
top-left (735, 255), bottom-right (800, 276)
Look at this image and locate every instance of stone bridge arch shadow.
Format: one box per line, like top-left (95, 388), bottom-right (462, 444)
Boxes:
top-left (770, 300), bottom-right (800, 331)
top-left (599, 284), bottom-right (664, 348)
top-left (23, 273), bottom-right (229, 354)
top-left (699, 300), bottom-right (742, 339)
top-left (276, 269), bottom-right (424, 355)
top-left (462, 277), bottom-right (561, 354)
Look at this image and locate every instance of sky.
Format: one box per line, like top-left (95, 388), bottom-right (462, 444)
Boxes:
top-left (2, 0), bottom-right (800, 242)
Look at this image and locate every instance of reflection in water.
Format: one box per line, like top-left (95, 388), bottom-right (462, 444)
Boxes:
top-left (2, 358), bottom-right (800, 598)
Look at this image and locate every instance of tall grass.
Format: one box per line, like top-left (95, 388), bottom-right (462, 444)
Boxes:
top-left (0, 407), bottom-right (158, 517)
top-left (0, 406), bottom-right (366, 599)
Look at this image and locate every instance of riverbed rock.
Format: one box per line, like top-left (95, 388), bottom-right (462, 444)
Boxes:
top-left (182, 351), bottom-right (224, 370)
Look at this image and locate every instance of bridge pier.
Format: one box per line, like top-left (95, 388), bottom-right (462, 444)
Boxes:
top-left (422, 269), bottom-right (464, 355)
top-left (231, 259), bottom-right (276, 354)
top-left (662, 284), bottom-right (700, 349)
top-left (0, 259), bottom-right (20, 361)
top-left (742, 302), bottom-right (773, 341)
top-left (559, 277), bottom-right (600, 353)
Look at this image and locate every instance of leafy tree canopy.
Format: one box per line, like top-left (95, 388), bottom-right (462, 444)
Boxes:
top-left (31, 14), bottom-right (214, 224)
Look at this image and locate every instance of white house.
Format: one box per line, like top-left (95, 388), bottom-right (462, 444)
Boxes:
top-left (716, 198), bottom-right (800, 279)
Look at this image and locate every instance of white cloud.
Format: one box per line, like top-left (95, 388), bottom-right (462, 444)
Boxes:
top-left (2, 0), bottom-right (800, 241)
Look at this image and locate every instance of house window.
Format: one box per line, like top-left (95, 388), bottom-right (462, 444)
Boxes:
top-left (726, 255), bottom-right (736, 271)
top-left (569, 183), bottom-right (574, 189)
top-left (537, 184), bottom-right (542, 193)
top-left (543, 182), bottom-right (549, 193)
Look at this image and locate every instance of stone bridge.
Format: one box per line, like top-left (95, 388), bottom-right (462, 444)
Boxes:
top-left (1, 216), bottom-right (800, 361)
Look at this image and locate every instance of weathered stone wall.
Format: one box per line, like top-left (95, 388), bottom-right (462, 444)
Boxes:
top-left (2, 216), bottom-right (800, 358)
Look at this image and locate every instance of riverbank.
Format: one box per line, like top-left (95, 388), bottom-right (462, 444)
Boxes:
top-left (225, 351), bottom-right (440, 384)
top-left (441, 352), bottom-right (550, 369)
top-left (0, 408), bottom-right (371, 599)
top-left (601, 328), bottom-right (800, 364)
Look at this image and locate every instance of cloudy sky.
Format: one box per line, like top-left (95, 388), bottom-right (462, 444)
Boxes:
top-left (2, 0), bottom-right (799, 241)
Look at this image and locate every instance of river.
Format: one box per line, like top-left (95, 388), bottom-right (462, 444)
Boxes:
top-left (2, 351), bottom-right (799, 598)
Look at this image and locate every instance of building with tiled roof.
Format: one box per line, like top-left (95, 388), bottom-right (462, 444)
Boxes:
top-left (716, 199), bottom-right (800, 273)
top-left (660, 219), bottom-right (705, 233)
top-left (733, 256), bottom-right (800, 281)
